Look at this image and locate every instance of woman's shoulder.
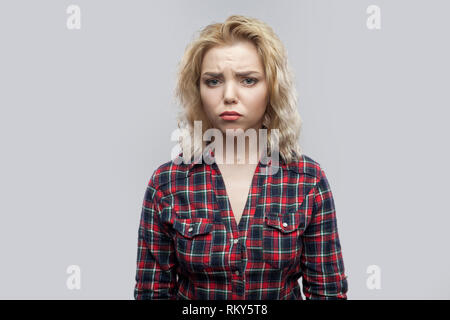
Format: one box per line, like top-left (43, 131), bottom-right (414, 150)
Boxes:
top-left (284, 153), bottom-right (323, 179)
top-left (146, 153), bottom-right (193, 190)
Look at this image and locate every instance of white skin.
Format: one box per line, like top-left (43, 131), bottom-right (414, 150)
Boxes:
top-left (199, 39), bottom-right (269, 225)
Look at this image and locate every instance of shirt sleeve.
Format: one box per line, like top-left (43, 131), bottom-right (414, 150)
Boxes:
top-left (134, 175), bottom-right (179, 300)
top-left (300, 166), bottom-right (348, 300)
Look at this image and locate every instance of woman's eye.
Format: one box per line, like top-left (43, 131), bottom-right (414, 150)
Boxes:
top-left (204, 78), bottom-right (258, 87)
top-left (243, 78), bottom-right (258, 85)
top-left (205, 79), bottom-right (220, 86)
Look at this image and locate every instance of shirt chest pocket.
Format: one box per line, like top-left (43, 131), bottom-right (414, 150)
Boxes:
top-left (263, 207), bottom-right (307, 269)
top-left (173, 218), bottom-right (226, 272)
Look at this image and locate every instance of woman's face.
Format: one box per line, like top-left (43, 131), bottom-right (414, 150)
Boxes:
top-left (199, 40), bottom-right (269, 135)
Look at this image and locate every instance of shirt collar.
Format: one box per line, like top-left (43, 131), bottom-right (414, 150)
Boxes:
top-left (177, 149), bottom-right (286, 174)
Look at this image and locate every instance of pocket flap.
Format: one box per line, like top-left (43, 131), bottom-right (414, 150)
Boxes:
top-left (173, 218), bottom-right (213, 238)
top-left (265, 207), bottom-right (306, 233)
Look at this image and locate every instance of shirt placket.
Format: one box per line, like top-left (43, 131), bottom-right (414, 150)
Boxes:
top-left (209, 160), bottom-right (265, 299)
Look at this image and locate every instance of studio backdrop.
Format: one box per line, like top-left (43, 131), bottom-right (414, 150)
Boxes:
top-left (0, 0), bottom-right (449, 299)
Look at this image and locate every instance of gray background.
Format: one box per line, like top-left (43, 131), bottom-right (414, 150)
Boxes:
top-left (0, 0), bottom-right (448, 299)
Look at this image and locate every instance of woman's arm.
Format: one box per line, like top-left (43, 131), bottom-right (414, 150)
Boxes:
top-left (134, 176), bottom-right (178, 300)
top-left (300, 166), bottom-right (348, 300)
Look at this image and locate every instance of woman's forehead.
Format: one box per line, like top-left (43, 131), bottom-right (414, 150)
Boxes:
top-left (201, 43), bottom-right (264, 73)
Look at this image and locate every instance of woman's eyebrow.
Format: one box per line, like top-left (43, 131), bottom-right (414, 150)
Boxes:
top-left (202, 71), bottom-right (261, 77)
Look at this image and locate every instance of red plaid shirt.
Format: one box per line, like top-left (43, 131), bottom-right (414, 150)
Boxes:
top-left (134, 150), bottom-right (348, 300)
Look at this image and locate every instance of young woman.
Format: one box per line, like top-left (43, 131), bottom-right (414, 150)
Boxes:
top-left (134, 15), bottom-right (348, 300)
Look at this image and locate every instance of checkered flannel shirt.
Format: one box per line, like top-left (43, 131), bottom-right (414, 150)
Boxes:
top-left (134, 150), bottom-right (348, 300)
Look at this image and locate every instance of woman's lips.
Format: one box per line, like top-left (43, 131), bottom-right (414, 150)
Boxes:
top-left (220, 111), bottom-right (242, 121)
top-left (220, 114), bottom-right (241, 121)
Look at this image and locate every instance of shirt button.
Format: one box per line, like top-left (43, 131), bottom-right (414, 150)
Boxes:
top-left (235, 270), bottom-right (240, 276)
top-left (282, 222), bottom-right (288, 227)
top-left (233, 239), bottom-right (239, 244)
top-left (188, 227), bottom-right (193, 232)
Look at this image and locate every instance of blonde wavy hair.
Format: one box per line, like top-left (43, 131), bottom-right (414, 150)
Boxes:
top-left (174, 14), bottom-right (303, 164)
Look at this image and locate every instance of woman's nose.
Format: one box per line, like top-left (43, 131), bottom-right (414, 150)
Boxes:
top-left (223, 81), bottom-right (238, 104)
